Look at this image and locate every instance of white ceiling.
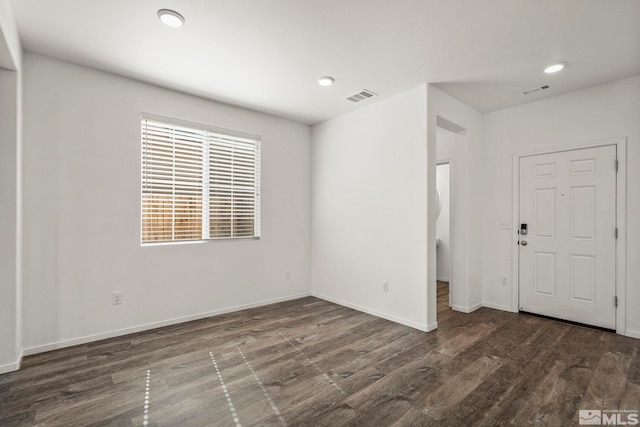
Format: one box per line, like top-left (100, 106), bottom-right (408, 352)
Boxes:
top-left (9, 0), bottom-right (640, 124)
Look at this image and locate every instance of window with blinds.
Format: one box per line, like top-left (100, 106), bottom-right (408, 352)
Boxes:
top-left (141, 116), bottom-right (260, 244)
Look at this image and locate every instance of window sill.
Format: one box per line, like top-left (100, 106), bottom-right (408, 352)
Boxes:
top-left (141, 236), bottom-right (260, 247)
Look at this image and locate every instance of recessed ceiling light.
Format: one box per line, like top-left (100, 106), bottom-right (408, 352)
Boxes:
top-left (544, 63), bottom-right (565, 74)
top-left (318, 76), bottom-right (335, 87)
top-left (158, 9), bottom-right (185, 28)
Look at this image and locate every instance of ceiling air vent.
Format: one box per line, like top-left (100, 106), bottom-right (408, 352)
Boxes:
top-left (521, 84), bottom-right (550, 96)
top-left (346, 89), bottom-right (377, 103)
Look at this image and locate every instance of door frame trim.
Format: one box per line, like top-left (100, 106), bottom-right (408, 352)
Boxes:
top-left (511, 137), bottom-right (627, 336)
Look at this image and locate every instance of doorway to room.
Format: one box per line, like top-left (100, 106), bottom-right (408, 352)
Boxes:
top-left (436, 162), bottom-right (451, 308)
top-left (435, 117), bottom-right (467, 320)
top-left (433, 115), bottom-right (480, 325)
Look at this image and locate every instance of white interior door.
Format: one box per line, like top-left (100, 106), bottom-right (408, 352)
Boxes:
top-left (519, 145), bottom-right (617, 329)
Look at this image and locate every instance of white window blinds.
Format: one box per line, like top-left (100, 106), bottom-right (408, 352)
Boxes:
top-left (141, 117), bottom-right (260, 243)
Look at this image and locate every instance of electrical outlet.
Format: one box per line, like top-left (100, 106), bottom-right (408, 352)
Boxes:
top-left (112, 291), bottom-right (123, 305)
top-left (500, 276), bottom-right (509, 286)
top-left (382, 280), bottom-right (389, 292)
top-left (285, 269), bottom-right (291, 279)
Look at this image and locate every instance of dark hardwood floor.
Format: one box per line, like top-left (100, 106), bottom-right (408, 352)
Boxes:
top-left (1, 282), bottom-right (639, 426)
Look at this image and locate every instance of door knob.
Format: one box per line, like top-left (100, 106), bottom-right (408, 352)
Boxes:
top-left (521, 240), bottom-right (528, 246)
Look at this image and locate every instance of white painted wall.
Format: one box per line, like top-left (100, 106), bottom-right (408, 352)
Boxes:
top-left (482, 75), bottom-right (640, 337)
top-left (21, 53), bottom-right (311, 352)
top-left (0, 69), bottom-right (19, 371)
top-left (436, 163), bottom-right (450, 282)
top-left (436, 127), bottom-right (453, 161)
top-left (311, 85), bottom-right (429, 331)
top-left (427, 85), bottom-right (484, 321)
top-left (0, 0), bottom-right (22, 373)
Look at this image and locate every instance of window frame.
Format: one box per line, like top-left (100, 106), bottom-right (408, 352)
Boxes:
top-left (140, 113), bottom-right (261, 245)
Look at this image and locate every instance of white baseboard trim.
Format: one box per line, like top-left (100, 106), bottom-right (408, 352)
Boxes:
top-left (436, 277), bottom-right (450, 282)
top-left (311, 291), bottom-right (428, 332)
top-left (624, 329), bottom-right (640, 340)
top-left (23, 292), bottom-right (311, 357)
top-left (452, 303), bottom-right (482, 313)
top-left (482, 302), bottom-right (515, 312)
top-left (0, 361), bottom-right (20, 374)
top-left (0, 349), bottom-right (23, 374)
top-left (427, 322), bottom-right (438, 332)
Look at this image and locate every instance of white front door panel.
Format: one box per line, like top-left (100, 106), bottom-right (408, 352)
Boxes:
top-left (519, 145), bottom-right (616, 329)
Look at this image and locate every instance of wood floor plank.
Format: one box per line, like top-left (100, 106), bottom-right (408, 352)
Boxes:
top-left (628, 343), bottom-right (640, 386)
top-left (582, 350), bottom-right (633, 410)
top-left (619, 382), bottom-right (640, 412)
top-left (436, 321), bottom-right (497, 357)
top-left (422, 355), bottom-right (502, 421)
top-left (512, 360), bottom-right (574, 426)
